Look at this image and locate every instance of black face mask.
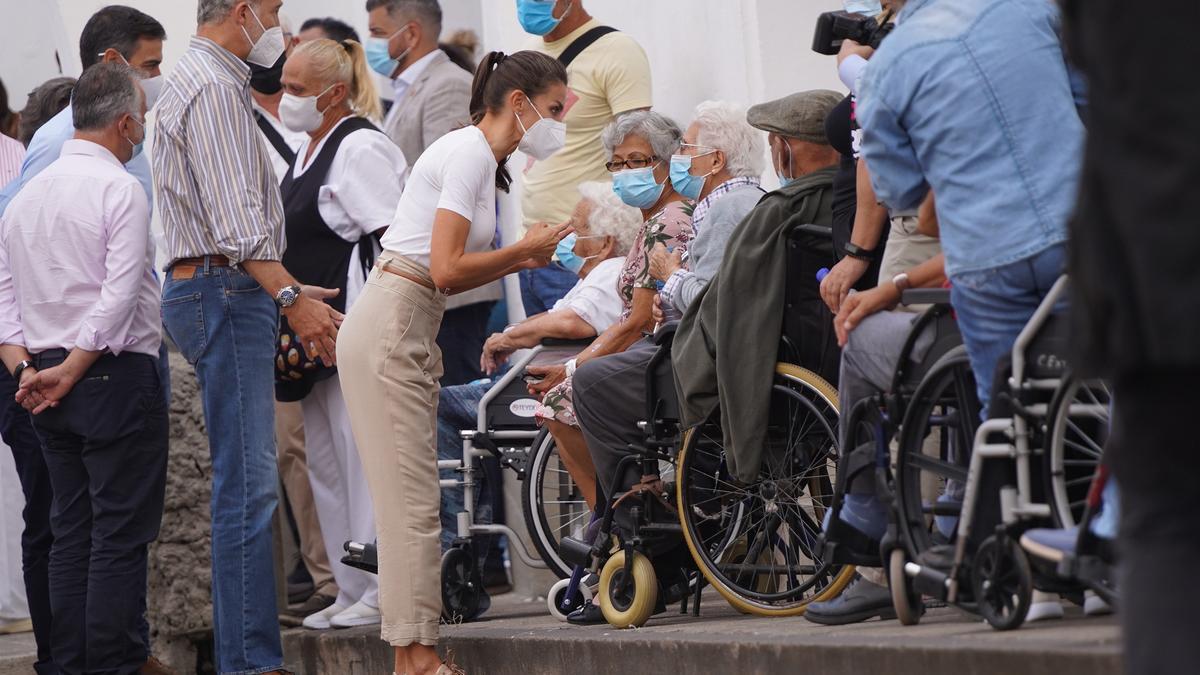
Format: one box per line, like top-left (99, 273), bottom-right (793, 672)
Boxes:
top-left (250, 53), bottom-right (286, 95)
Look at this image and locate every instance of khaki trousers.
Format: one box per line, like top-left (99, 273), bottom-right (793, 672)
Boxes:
top-left (275, 400), bottom-right (337, 596)
top-left (879, 215), bottom-right (943, 284)
top-left (338, 253), bottom-right (445, 646)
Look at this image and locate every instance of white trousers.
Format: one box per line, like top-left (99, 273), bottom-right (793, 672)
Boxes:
top-left (301, 376), bottom-right (379, 608)
top-left (0, 440), bottom-right (29, 620)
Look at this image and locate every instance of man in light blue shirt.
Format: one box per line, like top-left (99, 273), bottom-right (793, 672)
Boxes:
top-left (857, 0), bottom-right (1084, 410)
top-left (0, 8), bottom-right (164, 215)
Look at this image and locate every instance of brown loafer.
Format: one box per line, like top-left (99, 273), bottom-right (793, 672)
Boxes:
top-left (139, 656), bottom-right (179, 675)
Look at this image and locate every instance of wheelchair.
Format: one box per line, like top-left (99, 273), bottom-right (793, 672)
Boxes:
top-left (556, 223), bottom-right (858, 628)
top-left (885, 275), bottom-right (1109, 630)
top-left (344, 341), bottom-right (596, 622)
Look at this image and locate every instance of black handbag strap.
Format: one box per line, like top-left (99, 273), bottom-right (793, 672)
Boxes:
top-left (254, 110), bottom-right (297, 166)
top-left (558, 26), bottom-right (618, 68)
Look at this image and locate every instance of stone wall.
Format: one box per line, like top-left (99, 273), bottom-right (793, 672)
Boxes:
top-left (147, 353), bottom-right (214, 670)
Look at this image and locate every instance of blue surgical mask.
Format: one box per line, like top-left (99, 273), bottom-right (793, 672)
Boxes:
top-left (517, 0), bottom-right (572, 37)
top-left (844, 0), bottom-right (882, 15)
top-left (556, 233), bottom-right (604, 274)
top-left (669, 153), bottom-right (714, 201)
top-left (365, 27), bottom-right (412, 78)
top-left (612, 166), bottom-right (665, 210)
top-left (776, 139), bottom-right (795, 188)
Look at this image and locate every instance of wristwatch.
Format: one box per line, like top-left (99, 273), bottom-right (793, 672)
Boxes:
top-left (12, 360), bottom-right (33, 384)
top-left (892, 272), bottom-right (911, 292)
top-left (843, 242), bottom-right (879, 261)
top-left (275, 285), bottom-right (302, 309)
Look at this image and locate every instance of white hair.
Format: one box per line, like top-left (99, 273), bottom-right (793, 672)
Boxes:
top-left (692, 100), bottom-right (765, 178)
top-left (577, 181), bottom-right (643, 256)
top-left (601, 110), bottom-right (684, 163)
top-left (198, 0), bottom-right (270, 25)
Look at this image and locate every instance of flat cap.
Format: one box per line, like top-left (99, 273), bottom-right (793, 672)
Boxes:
top-left (747, 89), bottom-right (843, 144)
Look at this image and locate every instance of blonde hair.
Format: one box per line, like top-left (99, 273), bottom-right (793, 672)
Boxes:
top-left (291, 38), bottom-right (382, 122)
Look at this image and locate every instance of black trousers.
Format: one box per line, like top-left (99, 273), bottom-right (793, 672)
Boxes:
top-left (1107, 369), bottom-right (1200, 675)
top-left (435, 301), bottom-right (497, 387)
top-left (0, 369), bottom-right (55, 674)
top-left (29, 351), bottom-right (168, 675)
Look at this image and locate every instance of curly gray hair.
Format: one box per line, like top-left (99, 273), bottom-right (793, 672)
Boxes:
top-left (577, 181), bottom-right (643, 257)
top-left (601, 110), bottom-right (683, 163)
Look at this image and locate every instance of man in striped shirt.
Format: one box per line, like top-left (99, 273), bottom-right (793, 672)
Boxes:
top-left (152, 1), bottom-right (339, 673)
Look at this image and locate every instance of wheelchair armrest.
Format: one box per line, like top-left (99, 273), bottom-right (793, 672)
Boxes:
top-left (653, 321), bottom-right (680, 346)
top-left (539, 337), bottom-right (595, 349)
top-left (901, 288), bottom-right (952, 306)
top-left (792, 223), bottom-right (834, 239)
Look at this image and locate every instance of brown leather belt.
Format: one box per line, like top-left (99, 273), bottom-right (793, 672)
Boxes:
top-left (169, 255), bottom-right (232, 280)
top-left (378, 264), bottom-right (436, 291)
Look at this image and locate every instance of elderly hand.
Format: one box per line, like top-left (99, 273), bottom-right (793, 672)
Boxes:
top-left (525, 364), bottom-right (567, 397)
top-left (652, 294), bottom-right (665, 325)
top-left (481, 332), bottom-right (516, 375)
top-left (820, 255), bottom-right (870, 313)
top-left (837, 38), bottom-right (875, 65)
top-left (833, 282), bottom-right (902, 347)
top-left (648, 243), bottom-right (683, 283)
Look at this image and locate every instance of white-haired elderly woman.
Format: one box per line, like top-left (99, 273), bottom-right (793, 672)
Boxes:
top-left (435, 181), bottom-right (644, 561)
top-left (563, 101), bottom-right (766, 624)
top-left (527, 111), bottom-right (694, 508)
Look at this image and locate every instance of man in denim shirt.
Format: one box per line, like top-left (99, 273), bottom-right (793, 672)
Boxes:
top-left (856, 0), bottom-right (1085, 623)
top-left (857, 0), bottom-right (1083, 412)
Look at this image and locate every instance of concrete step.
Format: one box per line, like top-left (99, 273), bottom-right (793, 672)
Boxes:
top-left (282, 591), bottom-right (1122, 675)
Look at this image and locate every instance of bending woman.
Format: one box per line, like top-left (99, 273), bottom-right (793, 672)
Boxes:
top-left (338, 50), bottom-right (570, 675)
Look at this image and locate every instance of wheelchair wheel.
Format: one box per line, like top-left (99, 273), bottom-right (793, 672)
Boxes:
top-left (523, 428), bottom-right (590, 578)
top-left (677, 362), bottom-right (856, 616)
top-left (889, 548), bottom-right (923, 626)
top-left (440, 547), bottom-right (483, 623)
top-left (894, 346), bottom-right (980, 561)
top-left (546, 577), bottom-right (593, 622)
top-left (972, 534), bottom-right (1032, 631)
top-left (1043, 376), bottom-right (1110, 528)
top-left (599, 550), bottom-right (658, 628)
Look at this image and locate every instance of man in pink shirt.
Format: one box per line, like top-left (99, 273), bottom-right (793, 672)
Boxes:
top-left (0, 63), bottom-right (167, 675)
top-left (0, 133), bottom-right (23, 187)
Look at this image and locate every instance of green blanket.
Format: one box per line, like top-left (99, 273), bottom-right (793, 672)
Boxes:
top-left (672, 167), bottom-right (836, 483)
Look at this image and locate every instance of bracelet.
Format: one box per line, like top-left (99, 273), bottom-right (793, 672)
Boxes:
top-left (564, 358), bottom-right (578, 378)
top-left (843, 241), bottom-right (879, 261)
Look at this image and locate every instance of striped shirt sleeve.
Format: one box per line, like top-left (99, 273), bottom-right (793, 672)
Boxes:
top-left (184, 83), bottom-right (282, 263)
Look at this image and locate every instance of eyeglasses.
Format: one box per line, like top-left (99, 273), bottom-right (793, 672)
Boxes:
top-left (605, 156), bottom-right (660, 172)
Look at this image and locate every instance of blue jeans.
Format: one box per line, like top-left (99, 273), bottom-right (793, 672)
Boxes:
top-left (950, 244), bottom-right (1066, 414)
top-left (519, 263), bottom-right (577, 317)
top-left (437, 381), bottom-right (494, 554)
top-left (161, 264), bottom-right (282, 675)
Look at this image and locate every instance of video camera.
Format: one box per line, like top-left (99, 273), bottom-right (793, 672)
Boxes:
top-left (812, 11), bottom-right (895, 56)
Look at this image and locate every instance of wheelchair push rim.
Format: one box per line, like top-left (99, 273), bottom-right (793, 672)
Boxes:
top-left (677, 363), bottom-right (856, 616)
top-left (1044, 375), bottom-right (1110, 529)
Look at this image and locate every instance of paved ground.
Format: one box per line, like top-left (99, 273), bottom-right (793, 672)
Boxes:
top-left (0, 591), bottom-right (1122, 674)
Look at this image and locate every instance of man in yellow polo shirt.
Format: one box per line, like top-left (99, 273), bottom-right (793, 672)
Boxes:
top-left (517, 0), bottom-right (652, 314)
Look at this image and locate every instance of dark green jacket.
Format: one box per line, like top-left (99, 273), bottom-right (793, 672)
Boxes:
top-left (672, 167), bottom-right (836, 483)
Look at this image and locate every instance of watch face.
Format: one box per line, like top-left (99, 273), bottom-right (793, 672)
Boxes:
top-left (278, 286), bottom-right (299, 307)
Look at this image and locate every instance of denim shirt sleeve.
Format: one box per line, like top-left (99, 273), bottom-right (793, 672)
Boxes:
top-left (857, 74), bottom-right (929, 212)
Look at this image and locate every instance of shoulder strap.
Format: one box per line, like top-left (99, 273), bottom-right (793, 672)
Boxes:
top-left (558, 26), bottom-right (619, 68)
top-left (254, 110), bottom-right (297, 166)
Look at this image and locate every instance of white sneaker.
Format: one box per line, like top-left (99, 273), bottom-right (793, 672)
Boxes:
top-left (1084, 590), bottom-right (1113, 616)
top-left (1026, 591), bottom-right (1065, 623)
top-left (330, 600), bottom-right (382, 628)
top-left (302, 602), bottom-right (346, 630)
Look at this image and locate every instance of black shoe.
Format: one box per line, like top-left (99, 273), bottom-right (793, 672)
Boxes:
top-left (804, 575), bottom-right (897, 625)
top-left (566, 600), bottom-right (605, 625)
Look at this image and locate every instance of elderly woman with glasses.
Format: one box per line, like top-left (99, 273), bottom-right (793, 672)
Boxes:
top-left (527, 110), bottom-right (694, 504)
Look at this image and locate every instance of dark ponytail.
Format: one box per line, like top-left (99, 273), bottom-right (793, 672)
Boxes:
top-left (469, 50), bottom-right (568, 192)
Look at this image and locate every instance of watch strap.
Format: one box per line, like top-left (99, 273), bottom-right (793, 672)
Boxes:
top-left (12, 360), bottom-right (33, 384)
top-left (843, 241), bottom-right (879, 261)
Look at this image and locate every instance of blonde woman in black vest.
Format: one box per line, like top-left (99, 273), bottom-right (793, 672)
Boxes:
top-left (277, 38), bottom-right (406, 631)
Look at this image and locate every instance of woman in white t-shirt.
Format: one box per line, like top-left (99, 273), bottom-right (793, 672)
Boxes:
top-left (336, 49), bottom-right (570, 675)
